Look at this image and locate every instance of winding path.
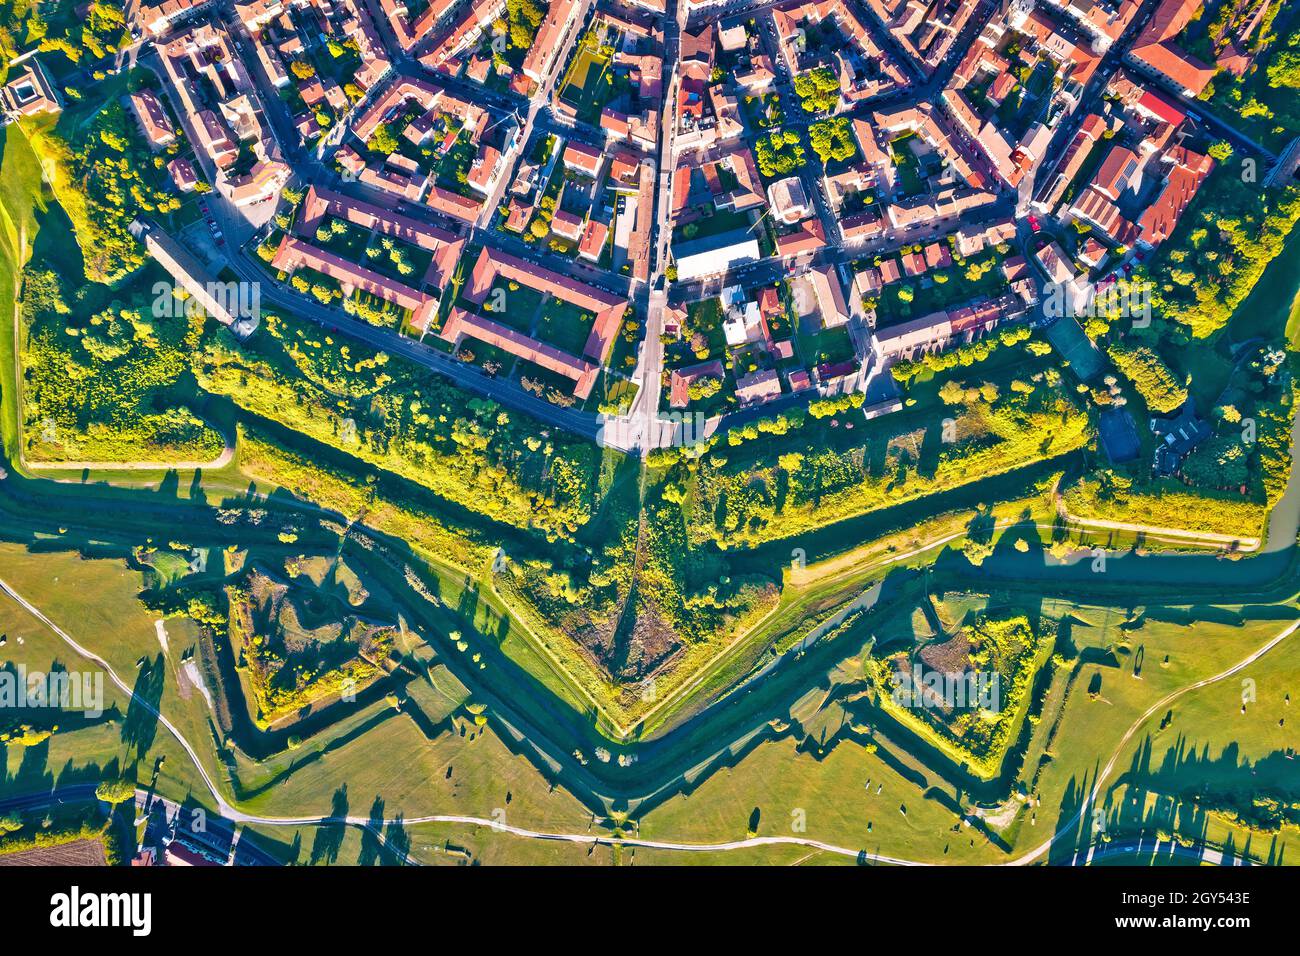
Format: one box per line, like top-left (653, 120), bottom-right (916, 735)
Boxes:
top-left (18, 440), bottom-right (235, 474)
top-left (1005, 616), bottom-right (1300, 866)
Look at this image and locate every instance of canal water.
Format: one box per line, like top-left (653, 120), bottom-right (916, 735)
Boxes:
top-left (979, 221), bottom-right (1300, 590)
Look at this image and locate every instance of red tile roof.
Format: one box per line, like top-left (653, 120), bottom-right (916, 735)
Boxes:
top-left (425, 184), bottom-right (484, 223)
top-left (466, 246), bottom-right (627, 363)
top-left (577, 218), bottom-right (609, 261)
top-left (129, 89), bottom-right (175, 147)
top-left (775, 218), bottom-right (826, 257)
top-left (522, 0), bottom-right (579, 81)
top-left (563, 140), bottom-right (605, 176)
top-left (1130, 0), bottom-right (1216, 96)
top-left (551, 209), bottom-right (584, 241)
top-left (1137, 146), bottom-right (1213, 246)
top-left (734, 368), bottom-right (782, 405)
top-left (441, 308), bottom-right (600, 399)
top-left (669, 359), bottom-right (724, 409)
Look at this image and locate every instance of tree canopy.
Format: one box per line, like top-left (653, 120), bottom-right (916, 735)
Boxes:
top-left (792, 67), bottom-right (840, 113)
top-left (808, 117), bottom-right (856, 164)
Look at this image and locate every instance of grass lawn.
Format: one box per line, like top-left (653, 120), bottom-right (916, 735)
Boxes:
top-left (433, 132), bottom-right (479, 198)
top-left (234, 691), bottom-right (595, 828)
top-left (1027, 599), bottom-right (1300, 863)
top-left (797, 322), bottom-right (854, 366)
top-left (1162, 334), bottom-right (1235, 415)
top-left (0, 543), bottom-right (222, 806)
top-left (0, 541), bottom-right (599, 835)
top-left (0, 121), bottom-right (47, 464)
top-left (1096, 629), bottom-right (1300, 860)
top-left (666, 297), bottom-right (727, 366)
top-left (606, 317), bottom-right (641, 374)
top-left (638, 574), bottom-right (1300, 864)
top-left (479, 280), bottom-right (544, 333)
top-left (741, 92), bottom-right (785, 132)
top-left (889, 134), bottom-right (926, 197)
top-left (875, 258), bottom-right (1008, 327)
top-left (638, 728), bottom-right (1008, 863)
top-left (674, 206), bottom-right (754, 245)
top-left (536, 296), bottom-right (594, 355)
top-left (558, 39), bottom-right (616, 125)
top-left (586, 372), bottom-right (638, 414)
top-left (460, 338), bottom-right (514, 374)
top-left (314, 216), bottom-right (371, 260)
top-left (1228, 221), bottom-right (1300, 347)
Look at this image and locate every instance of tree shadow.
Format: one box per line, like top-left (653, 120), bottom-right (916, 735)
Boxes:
top-left (121, 653), bottom-right (166, 758)
top-left (309, 784), bottom-right (349, 865)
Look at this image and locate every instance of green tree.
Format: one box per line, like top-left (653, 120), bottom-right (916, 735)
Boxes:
top-left (808, 117), bottom-right (856, 163)
top-left (95, 777), bottom-right (136, 805)
top-left (1207, 140), bottom-right (1234, 161)
top-left (754, 129), bottom-right (806, 178)
top-left (368, 123), bottom-right (399, 155)
top-left (1266, 47), bottom-right (1300, 88)
top-left (1107, 342), bottom-right (1188, 413)
top-left (792, 67), bottom-right (840, 113)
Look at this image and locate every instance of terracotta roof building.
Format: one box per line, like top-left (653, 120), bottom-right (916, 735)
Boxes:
top-left (775, 218), bottom-right (827, 257)
top-left (135, 0), bottom-right (209, 37)
top-left (563, 140), bottom-right (606, 177)
top-left (577, 219), bottom-right (609, 261)
top-left (810, 266), bottom-right (851, 328)
top-left (1136, 145), bottom-right (1213, 247)
top-left (734, 368), bottom-right (782, 405)
top-left (425, 184), bottom-right (485, 223)
top-left (167, 158), bottom-right (200, 191)
top-left (521, 0), bottom-right (580, 83)
top-left (767, 176), bottom-right (812, 224)
top-left (128, 89), bottom-right (176, 149)
top-left (670, 359), bottom-right (725, 408)
top-left (873, 310), bottom-right (954, 362)
top-left (419, 0), bottom-right (507, 74)
top-left (551, 209), bottom-right (584, 241)
top-left (465, 246), bottom-right (627, 364)
top-left (1130, 0), bottom-right (1216, 97)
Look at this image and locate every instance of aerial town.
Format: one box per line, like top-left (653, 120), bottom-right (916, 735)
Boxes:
top-left (0, 0), bottom-right (1299, 881)
top-left (4, 0), bottom-right (1278, 448)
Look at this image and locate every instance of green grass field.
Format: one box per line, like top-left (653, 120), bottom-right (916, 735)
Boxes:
top-left (0, 122), bottom-right (48, 464)
top-left (558, 39), bottom-right (616, 125)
